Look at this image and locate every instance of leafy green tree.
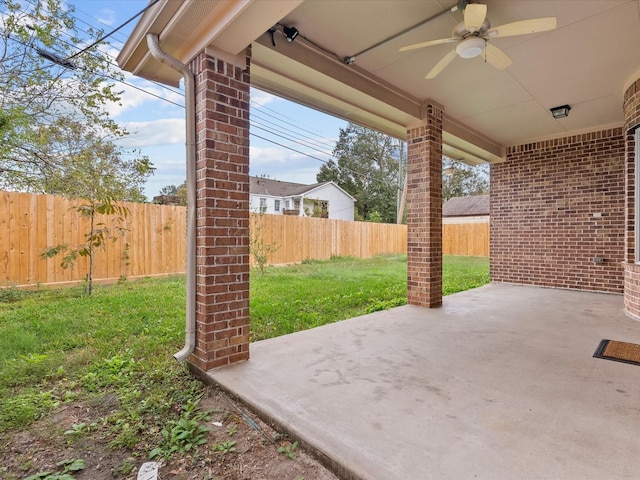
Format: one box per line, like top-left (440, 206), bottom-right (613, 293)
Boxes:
top-left (317, 123), bottom-right (401, 223)
top-left (0, 0), bottom-right (125, 191)
top-left (36, 117), bottom-right (154, 202)
top-left (158, 185), bottom-right (179, 196)
top-left (442, 159), bottom-right (489, 201)
top-left (157, 183), bottom-right (187, 206)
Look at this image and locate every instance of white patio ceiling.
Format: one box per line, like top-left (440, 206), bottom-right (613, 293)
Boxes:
top-left (118, 0), bottom-right (640, 165)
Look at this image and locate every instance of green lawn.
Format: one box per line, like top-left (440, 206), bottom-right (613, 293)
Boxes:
top-left (0, 255), bottom-right (488, 440)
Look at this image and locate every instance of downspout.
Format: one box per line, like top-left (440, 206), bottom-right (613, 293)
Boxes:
top-left (147, 34), bottom-right (196, 362)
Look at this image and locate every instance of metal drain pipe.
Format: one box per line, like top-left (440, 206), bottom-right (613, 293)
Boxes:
top-left (146, 33), bottom-right (196, 362)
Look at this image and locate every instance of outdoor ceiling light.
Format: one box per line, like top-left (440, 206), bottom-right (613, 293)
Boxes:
top-left (456, 35), bottom-right (485, 59)
top-left (550, 105), bottom-right (571, 119)
top-left (283, 26), bottom-right (299, 42)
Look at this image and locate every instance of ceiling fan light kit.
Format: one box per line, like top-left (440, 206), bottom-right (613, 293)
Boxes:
top-left (456, 36), bottom-right (485, 59)
top-left (399, 1), bottom-right (557, 79)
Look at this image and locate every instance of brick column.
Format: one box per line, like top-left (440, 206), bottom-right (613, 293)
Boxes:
top-left (406, 103), bottom-right (443, 308)
top-left (624, 76), bottom-right (640, 318)
top-left (189, 49), bottom-right (251, 371)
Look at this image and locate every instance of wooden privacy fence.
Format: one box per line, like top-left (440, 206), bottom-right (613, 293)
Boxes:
top-left (443, 222), bottom-right (489, 257)
top-left (1, 192), bottom-right (187, 288)
top-left (251, 213), bottom-right (407, 265)
top-left (1, 191), bottom-right (488, 288)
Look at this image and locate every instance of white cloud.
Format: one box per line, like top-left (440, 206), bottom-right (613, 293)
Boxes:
top-left (251, 88), bottom-right (277, 108)
top-left (119, 118), bottom-right (185, 148)
top-left (105, 74), bottom-right (185, 118)
top-left (250, 145), bottom-right (304, 166)
top-left (96, 8), bottom-right (115, 26)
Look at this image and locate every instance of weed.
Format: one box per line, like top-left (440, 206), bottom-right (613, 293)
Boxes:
top-left (0, 282), bottom-right (24, 303)
top-left (113, 459), bottom-right (136, 476)
top-left (225, 423), bottom-right (238, 436)
top-left (64, 422), bottom-right (97, 442)
top-left (149, 398), bottom-right (211, 459)
top-left (277, 441), bottom-right (298, 459)
top-left (213, 440), bottom-right (237, 454)
top-left (24, 458), bottom-right (85, 480)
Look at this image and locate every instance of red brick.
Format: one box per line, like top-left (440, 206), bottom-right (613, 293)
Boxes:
top-left (188, 49), bottom-right (252, 371)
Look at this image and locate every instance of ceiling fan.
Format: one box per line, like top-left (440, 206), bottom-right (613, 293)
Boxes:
top-left (399, 1), bottom-right (557, 79)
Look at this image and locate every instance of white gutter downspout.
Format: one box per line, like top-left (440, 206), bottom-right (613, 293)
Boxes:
top-left (147, 34), bottom-right (196, 362)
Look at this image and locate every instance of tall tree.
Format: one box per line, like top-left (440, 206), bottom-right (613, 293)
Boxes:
top-left (317, 123), bottom-right (401, 223)
top-left (0, 0), bottom-right (126, 191)
top-left (442, 159), bottom-right (489, 201)
top-left (36, 117), bottom-right (154, 202)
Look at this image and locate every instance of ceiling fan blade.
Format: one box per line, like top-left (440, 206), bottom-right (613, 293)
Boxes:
top-left (487, 17), bottom-right (557, 38)
top-left (425, 49), bottom-right (458, 79)
top-left (464, 3), bottom-right (487, 33)
top-left (484, 43), bottom-right (512, 70)
top-left (399, 37), bottom-right (457, 52)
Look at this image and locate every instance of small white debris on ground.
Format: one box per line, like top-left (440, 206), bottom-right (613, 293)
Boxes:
top-left (137, 462), bottom-right (159, 480)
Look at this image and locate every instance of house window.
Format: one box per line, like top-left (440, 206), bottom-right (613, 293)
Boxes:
top-left (259, 197), bottom-right (267, 213)
top-left (636, 128), bottom-right (640, 263)
top-left (285, 200), bottom-right (290, 209)
top-left (274, 200), bottom-right (281, 212)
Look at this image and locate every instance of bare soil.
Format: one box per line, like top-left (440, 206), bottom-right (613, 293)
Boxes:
top-left (0, 387), bottom-right (339, 480)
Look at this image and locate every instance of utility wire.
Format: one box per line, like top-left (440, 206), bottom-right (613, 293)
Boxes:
top-left (66, 0), bottom-right (161, 60)
top-left (14, 0), bottom-right (183, 98)
top-left (251, 116), bottom-right (335, 153)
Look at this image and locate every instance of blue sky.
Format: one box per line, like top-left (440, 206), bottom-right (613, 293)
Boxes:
top-left (69, 0), bottom-right (348, 199)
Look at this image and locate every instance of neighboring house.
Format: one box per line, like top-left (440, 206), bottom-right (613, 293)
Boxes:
top-left (249, 176), bottom-right (355, 221)
top-left (442, 195), bottom-right (489, 224)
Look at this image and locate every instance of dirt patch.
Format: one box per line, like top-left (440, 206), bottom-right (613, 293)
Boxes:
top-left (0, 387), bottom-right (339, 480)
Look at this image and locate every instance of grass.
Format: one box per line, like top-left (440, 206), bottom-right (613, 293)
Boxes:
top-left (0, 255), bottom-right (488, 446)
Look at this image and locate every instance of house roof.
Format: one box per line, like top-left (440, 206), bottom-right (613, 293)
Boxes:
top-left (250, 176), bottom-right (357, 202)
top-left (443, 195), bottom-right (489, 217)
top-left (117, 1), bottom-right (640, 167)
top-left (250, 176), bottom-right (325, 197)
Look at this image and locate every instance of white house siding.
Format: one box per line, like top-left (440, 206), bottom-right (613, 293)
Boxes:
top-left (302, 183), bottom-right (354, 221)
top-left (249, 195), bottom-right (283, 215)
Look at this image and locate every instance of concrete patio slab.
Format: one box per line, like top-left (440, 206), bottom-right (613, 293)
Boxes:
top-left (207, 284), bottom-right (640, 479)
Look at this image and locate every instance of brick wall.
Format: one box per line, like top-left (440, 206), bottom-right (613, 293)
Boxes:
top-left (623, 77), bottom-right (640, 316)
top-left (190, 49), bottom-right (251, 371)
top-left (491, 128), bottom-right (625, 293)
top-left (406, 104), bottom-right (443, 308)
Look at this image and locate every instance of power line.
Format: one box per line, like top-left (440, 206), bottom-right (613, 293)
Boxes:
top-left (14, 0), bottom-right (184, 99)
top-left (251, 122), bottom-right (333, 160)
top-left (67, 0), bottom-right (161, 61)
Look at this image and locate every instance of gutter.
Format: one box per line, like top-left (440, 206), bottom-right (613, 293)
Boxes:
top-left (146, 34), bottom-right (196, 362)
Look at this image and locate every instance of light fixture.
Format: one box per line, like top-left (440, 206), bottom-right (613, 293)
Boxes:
top-left (455, 36), bottom-right (485, 59)
top-left (283, 26), bottom-right (299, 42)
top-left (550, 104), bottom-right (571, 119)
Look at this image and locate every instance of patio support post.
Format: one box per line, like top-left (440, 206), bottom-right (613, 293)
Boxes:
top-left (406, 102), bottom-right (443, 308)
top-left (189, 48), bottom-right (252, 372)
top-left (623, 75), bottom-right (640, 318)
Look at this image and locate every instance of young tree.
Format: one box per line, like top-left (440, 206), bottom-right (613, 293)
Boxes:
top-left (0, 0), bottom-right (125, 191)
top-left (317, 123), bottom-right (401, 223)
